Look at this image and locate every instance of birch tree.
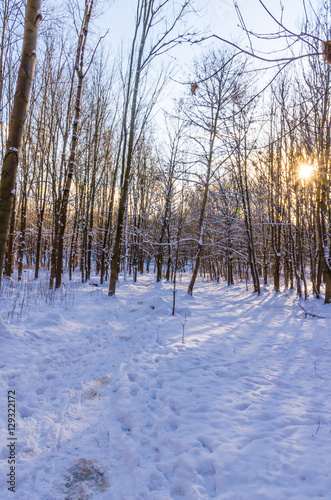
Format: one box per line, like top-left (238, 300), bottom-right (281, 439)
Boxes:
top-left (53, 0), bottom-right (94, 289)
top-left (0, 0), bottom-right (42, 284)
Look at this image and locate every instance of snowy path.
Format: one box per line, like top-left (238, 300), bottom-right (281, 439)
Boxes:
top-left (1, 276), bottom-right (331, 499)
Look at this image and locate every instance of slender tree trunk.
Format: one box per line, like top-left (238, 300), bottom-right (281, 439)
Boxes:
top-left (17, 187), bottom-right (27, 280)
top-left (34, 207), bottom-right (44, 279)
top-left (187, 96), bottom-right (221, 295)
top-left (34, 159), bottom-right (49, 279)
top-left (100, 167), bottom-right (118, 284)
top-left (108, 8), bottom-right (146, 296)
top-left (69, 207), bottom-right (79, 281)
top-left (54, 0), bottom-right (94, 288)
top-left (172, 218), bottom-right (183, 315)
top-left (156, 205), bottom-right (169, 282)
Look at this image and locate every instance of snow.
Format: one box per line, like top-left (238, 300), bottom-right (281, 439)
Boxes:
top-left (0, 318), bottom-right (12, 339)
top-left (1, 273), bottom-right (331, 499)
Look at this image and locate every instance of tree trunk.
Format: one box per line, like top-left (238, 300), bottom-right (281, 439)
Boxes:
top-left (108, 5), bottom-right (146, 296)
top-left (17, 188), bottom-right (27, 280)
top-left (0, 0), bottom-right (41, 282)
top-left (5, 192), bottom-right (16, 277)
top-left (55, 0), bottom-right (94, 288)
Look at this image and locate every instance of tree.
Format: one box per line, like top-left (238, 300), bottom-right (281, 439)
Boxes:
top-left (184, 50), bottom-right (247, 295)
top-left (155, 118), bottom-right (185, 283)
top-left (53, 0), bottom-right (95, 289)
top-left (0, 0), bottom-right (42, 284)
top-left (108, 0), bottom-right (195, 296)
top-left (213, 0), bottom-right (331, 302)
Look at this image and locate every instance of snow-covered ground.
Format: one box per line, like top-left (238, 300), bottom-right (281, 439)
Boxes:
top-left (1, 273), bottom-right (331, 499)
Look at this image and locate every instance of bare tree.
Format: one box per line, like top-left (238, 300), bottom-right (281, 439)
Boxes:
top-left (53, 0), bottom-right (95, 289)
top-left (108, 0), bottom-right (195, 296)
top-left (0, 0), bottom-right (42, 284)
top-left (184, 50), bottom-right (246, 295)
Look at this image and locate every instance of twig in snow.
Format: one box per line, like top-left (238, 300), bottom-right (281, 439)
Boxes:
top-left (181, 315), bottom-right (187, 345)
top-left (298, 303), bottom-right (325, 319)
top-left (315, 416), bottom-right (321, 434)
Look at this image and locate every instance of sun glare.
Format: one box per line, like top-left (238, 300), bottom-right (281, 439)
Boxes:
top-left (298, 164), bottom-right (315, 180)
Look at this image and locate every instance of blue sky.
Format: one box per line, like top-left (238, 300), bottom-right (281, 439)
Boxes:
top-left (93, 0), bottom-right (319, 132)
top-left (96, 0), bottom-right (318, 57)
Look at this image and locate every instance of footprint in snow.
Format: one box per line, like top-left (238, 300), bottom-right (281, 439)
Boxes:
top-left (130, 386), bottom-right (138, 397)
top-left (197, 437), bottom-right (213, 453)
top-left (148, 470), bottom-right (168, 492)
top-left (150, 390), bottom-right (157, 400)
top-left (170, 405), bottom-right (180, 416)
top-left (142, 422), bottom-right (157, 439)
top-left (167, 419), bottom-right (179, 431)
top-left (197, 460), bottom-right (217, 498)
top-left (233, 402), bottom-right (251, 411)
top-left (20, 406), bottom-right (34, 418)
top-left (148, 402), bottom-right (157, 412)
top-left (141, 440), bottom-right (161, 461)
top-left (119, 335), bottom-right (132, 341)
top-left (121, 424), bottom-right (131, 435)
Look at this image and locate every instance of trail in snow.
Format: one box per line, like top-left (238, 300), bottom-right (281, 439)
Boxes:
top-left (1, 274), bottom-right (331, 499)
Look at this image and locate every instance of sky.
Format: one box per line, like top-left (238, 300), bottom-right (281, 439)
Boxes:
top-left (93, 0), bottom-right (319, 131)
top-left (95, 0), bottom-right (319, 60)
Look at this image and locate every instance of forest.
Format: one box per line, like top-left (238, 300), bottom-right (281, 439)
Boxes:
top-left (1, 2), bottom-right (331, 499)
top-left (0, 0), bottom-right (330, 304)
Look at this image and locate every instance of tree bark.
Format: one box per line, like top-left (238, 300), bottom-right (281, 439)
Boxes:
top-left (0, 0), bottom-right (41, 283)
top-left (54, 0), bottom-right (94, 288)
top-left (108, 2), bottom-right (147, 296)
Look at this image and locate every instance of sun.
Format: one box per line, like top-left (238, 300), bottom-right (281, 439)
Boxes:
top-left (298, 164), bottom-right (315, 180)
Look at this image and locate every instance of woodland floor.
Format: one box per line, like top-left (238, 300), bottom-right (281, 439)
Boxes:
top-left (1, 272), bottom-right (331, 499)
